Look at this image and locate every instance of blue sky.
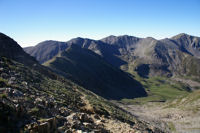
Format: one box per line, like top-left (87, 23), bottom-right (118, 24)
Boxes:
top-left (0, 0), bottom-right (199, 47)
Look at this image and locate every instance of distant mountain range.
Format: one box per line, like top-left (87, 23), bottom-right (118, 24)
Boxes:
top-left (24, 33), bottom-right (200, 79)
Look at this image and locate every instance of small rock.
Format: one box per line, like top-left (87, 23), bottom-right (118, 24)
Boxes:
top-left (79, 113), bottom-right (93, 123)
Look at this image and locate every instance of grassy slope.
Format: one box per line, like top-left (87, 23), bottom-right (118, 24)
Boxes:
top-left (164, 89), bottom-right (200, 111)
top-left (121, 71), bottom-right (190, 104)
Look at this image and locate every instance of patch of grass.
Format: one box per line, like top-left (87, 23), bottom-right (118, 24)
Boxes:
top-left (165, 90), bottom-right (200, 110)
top-left (122, 95), bottom-right (165, 105)
top-left (29, 107), bottom-right (39, 115)
top-left (121, 73), bottom-right (190, 104)
top-left (167, 122), bottom-right (176, 132)
top-left (0, 93), bottom-right (7, 99)
top-left (0, 77), bottom-right (8, 87)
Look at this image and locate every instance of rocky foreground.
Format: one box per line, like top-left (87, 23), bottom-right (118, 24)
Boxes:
top-left (0, 57), bottom-right (166, 133)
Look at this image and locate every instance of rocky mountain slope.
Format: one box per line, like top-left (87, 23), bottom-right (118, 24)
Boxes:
top-left (101, 33), bottom-right (200, 78)
top-left (43, 44), bottom-right (146, 100)
top-left (24, 33), bottom-right (200, 79)
top-left (0, 33), bottom-right (164, 132)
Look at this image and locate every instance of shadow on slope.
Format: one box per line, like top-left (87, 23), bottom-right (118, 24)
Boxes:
top-left (44, 44), bottom-right (147, 100)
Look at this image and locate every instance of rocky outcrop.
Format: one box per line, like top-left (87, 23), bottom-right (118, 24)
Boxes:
top-left (26, 117), bottom-right (57, 133)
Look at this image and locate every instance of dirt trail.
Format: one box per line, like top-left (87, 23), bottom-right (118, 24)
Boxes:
top-left (78, 92), bottom-right (139, 133)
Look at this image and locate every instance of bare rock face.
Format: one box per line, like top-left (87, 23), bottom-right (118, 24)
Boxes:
top-left (63, 113), bottom-right (110, 132)
top-left (79, 113), bottom-right (93, 123)
top-left (26, 117), bottom-right (57, 133)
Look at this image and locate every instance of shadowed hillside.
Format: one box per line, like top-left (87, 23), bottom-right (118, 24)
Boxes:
top-left (44, 44), bottom-right (147, 100)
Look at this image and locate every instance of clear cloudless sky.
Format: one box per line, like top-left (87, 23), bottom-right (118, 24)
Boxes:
top-left (0, 0), bottom-right (200, 47)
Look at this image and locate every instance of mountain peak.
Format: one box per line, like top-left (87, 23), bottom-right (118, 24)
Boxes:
top-left (172, 33), bottom-right (190, 39)
top-left (102, 35), bottom-right (117, 39)
top-left (101, 35), bottom-right (140, 47)
top-left (101, 35), bottom-right (138, 40)
top-left (145, 37), bottom-right (157, 41)
top-left (0, 33), bottom-right (37, 66)
top-left (0, 32), bottom-right (22, 56)
top-left (68, 37), bottom-right (93, 44)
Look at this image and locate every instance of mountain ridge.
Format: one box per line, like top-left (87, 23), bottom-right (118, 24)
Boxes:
top-left (24, 33), bottom-right (200, 79)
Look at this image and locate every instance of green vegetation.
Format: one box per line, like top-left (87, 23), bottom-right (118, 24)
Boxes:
top-left (0, 77), bottom-right (8, 87)
top-left (164, 90), bottom-right (200, 110)
top-left (167, 122), bottom-right (176, 132)
top-left (29, 107), bottom-right (40, 116)
top-left (122, 72), bottom-right (190, 104)
top-left (180, 52), bottom-right (200, 78)
top-left (0, 94), bottom-right (7, 99)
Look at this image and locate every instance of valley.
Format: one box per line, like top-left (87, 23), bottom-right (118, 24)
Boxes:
top-left (118, 73), bottom-right (200, 133)
top-left (116, 98), bottom-right (200, 133)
